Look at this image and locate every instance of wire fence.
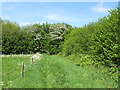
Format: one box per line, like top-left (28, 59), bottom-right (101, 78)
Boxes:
top-left (2, 54), bottom-right (42, 88)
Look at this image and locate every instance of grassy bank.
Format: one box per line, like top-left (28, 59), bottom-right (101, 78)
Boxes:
top-left (2, 54), bottom-right (118, 88)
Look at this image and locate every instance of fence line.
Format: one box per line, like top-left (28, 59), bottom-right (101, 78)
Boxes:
top-left (21, 62), bottom-right (24, 78)
top-left (2, 54), bottom-right (42, 87)
top-left (2, 61), bottom-right (33, 78)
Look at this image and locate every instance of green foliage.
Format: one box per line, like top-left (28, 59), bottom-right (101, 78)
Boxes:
top-left (2, 7), bottom-right (119, 83)
top-left (2, 20), bottom-right (71, 54)
top-left (66, 54), bottom-right (95, 67)
top-left (44, 23), bottom-right (69, 54)
top-left (2, 20), bottom-right (35, 54)
top-left (62, 7), bottom-right (119, 68)
top-left (62, 23), bottom-right (96, 56)
top-left (49, 23), bottom-right (68, 40)
top-left (90, 7), bottom-right (120, 67)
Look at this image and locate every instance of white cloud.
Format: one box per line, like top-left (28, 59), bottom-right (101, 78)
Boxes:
top-left (19, 21), bottom-right (47, 26)
top-left (44, 13), bottom-right (91, 23)
top-left (19, 22), bottom-right (31, 26)
top-left (91, 2), bottom-right (110, 13)
top-left (44, 13), bottom-right (65, 21)
top-left (19, 22), bottom-right (36, 26)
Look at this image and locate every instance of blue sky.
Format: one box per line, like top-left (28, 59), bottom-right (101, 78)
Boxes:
top-left (2, 2), bottom-right (118, 27)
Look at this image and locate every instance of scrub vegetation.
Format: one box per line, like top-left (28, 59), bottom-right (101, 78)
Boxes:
top-left (1, 7), bottom-right (119, 88)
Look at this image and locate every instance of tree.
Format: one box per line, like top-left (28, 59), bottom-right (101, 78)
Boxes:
top-left (62, 22), bottom-right (96, 56)
top-left (91, 7), bottom-right (120, 67)
top-left (45, 23), bottom-right (68, 54)
top-left (2, 20), bottom-right (34, 54)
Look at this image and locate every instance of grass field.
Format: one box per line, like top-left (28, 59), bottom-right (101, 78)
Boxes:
top-left (2, 54), bottom-right (118, 88)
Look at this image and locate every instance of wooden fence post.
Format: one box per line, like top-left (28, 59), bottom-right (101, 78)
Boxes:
top-left (31, 57), bottom-right (33, 64)
top-left (21, 62), bottom-right (24, 77)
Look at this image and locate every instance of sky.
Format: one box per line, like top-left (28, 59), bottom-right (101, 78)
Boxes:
top-left (1, 2), bottom-right (118, 27)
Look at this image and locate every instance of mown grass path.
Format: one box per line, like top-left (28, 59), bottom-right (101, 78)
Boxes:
top-left (2, 54), bottom-right (118, 88)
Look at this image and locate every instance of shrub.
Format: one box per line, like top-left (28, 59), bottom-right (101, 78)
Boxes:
top-left (66, 54), bottom-right (95, 67)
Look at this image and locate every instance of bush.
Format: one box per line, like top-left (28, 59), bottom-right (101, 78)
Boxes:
top-left (66, 54), bottom-right (95, 67)
top-left (90, 7), bottom-right (120, 67)
top-left (2, 20), bottom-right (35, 54)
top-left (62, 7), bottom-right (119, 68)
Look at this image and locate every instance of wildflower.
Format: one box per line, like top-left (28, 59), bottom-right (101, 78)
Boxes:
top-left (7, 81), bottom-right (13, 86)
top-left (0, 81), bottom-right (4, 86)
top-left (9, 81), bottom-right (13, 83)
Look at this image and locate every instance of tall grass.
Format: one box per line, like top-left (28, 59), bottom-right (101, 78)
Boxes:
top-left (2, 54), bottom-right (118, 88)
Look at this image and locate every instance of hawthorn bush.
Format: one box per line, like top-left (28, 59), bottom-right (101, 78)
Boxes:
top-left (2, 20), bottom-right (71, 55)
